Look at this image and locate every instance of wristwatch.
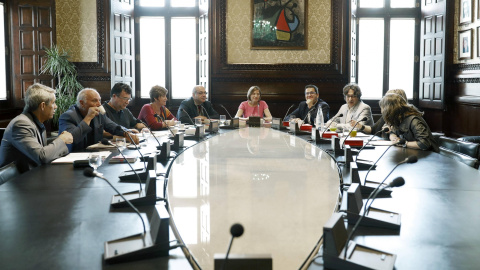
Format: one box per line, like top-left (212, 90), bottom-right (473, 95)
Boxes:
top-left (403, 141), bottom-right (408, 148)
top-left (359, 124), bottom-right (365, 132)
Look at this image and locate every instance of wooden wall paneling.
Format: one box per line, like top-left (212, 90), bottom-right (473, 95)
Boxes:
top-left (209, 0), bottom-right (349, 118)
top-left (10, 0), bottom-right (55, 109)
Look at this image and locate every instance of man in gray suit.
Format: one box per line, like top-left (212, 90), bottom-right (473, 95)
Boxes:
top-left (0, 83), bottom-right (73, 173)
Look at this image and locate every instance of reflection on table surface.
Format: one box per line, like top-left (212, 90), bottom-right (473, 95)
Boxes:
top-left (167, 127), bottom-right (340, 270)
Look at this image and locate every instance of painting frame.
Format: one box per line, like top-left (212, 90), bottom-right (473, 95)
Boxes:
top-left (251, 0), bottom-right (308, 50)
top-left (459, 29), bottom-right (472, 60)
top-left (460, 0), bottom-right (473, 24)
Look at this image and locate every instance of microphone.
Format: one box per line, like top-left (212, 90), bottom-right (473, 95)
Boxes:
top-left (101, 138), bottom-right (142, 192)
top-left (123, 131), bottom-right (148, 173)
top-left (302, 107), bottom-right (317, 125)
top-left (344, 176), bottom-right (405, 259)
top-left (363, 139), bottom-right (409, 185)
top-left (283, 104), bottom-right (296, 121)
top-left (200, 105), bottom-right (212, 121)
top-left (154, 113), bottom-right (175, 137)
top-left (181, 108), bottom-right (196, 125)
top-left (355, 127), bottom-right (389, 162)
top-left (219, 104), bottom-right (234, 119)
top-left (137, 119), bottom-right (162, 148)
top-left (222, 223), bottom-right (244, 270)
top-left (322, 113), bottom-right (343, 136)
top-left (83, 167), bottom-right (146, 234)
top-left (364, 155), bottom-right (417, 213)
top-left (341, 117), bottom-right (367, 149)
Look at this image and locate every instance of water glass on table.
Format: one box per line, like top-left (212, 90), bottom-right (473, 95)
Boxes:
top-left (116, 137), bottom-right (127, 150)
top-left (88, 153), bottom-right (103, 173)
top-left (220, 115), bottom-right (226, 125)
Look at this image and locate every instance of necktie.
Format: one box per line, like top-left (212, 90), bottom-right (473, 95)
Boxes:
top-left (198, 105), bottom-right (203, 116)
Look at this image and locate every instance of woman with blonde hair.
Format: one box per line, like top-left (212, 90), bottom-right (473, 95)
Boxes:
top-left (235, 86), bottom-right (272, 121)
top-left (138, 85), bottom-right (177, 130)
top-left (379, 93), bottom-right (438, 151)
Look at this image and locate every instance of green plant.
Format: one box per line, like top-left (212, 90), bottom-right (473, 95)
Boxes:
top-left (41, 46), bottom-right (83, 126)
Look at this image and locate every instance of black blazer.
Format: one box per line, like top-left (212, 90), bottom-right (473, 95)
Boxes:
top-left (177, 97), bottom-right (220, 124)
top-left (285, 100), bottom-right (330, 125)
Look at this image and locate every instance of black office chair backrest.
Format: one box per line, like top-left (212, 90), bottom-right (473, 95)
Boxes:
top-left (0, 162), bottom-right (20, 185)
top-left (458, 136), bottom-right (480, 144)
top-left (438, 136), bottom-right (480, 160)
top-left (439, 147), bottom-right (479, 169)
top-left (0, 127), bottom-right (5, 146)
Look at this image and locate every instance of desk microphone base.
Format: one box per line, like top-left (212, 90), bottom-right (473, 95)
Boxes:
top-left (104, 204), bottom-right (170, 264)
top-left (214, 254), bottom-right (272, 270)
top-left (119, 169), bottom-right (148, 183)
top-left (112, 171), bottom-right (158, 208)
top-left (323, 213), bottom-right (396, 270)
top-left (347, 209), bottom-right (401, 230)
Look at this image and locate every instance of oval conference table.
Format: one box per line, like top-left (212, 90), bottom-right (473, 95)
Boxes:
top-left (0, 126), bottom-right (480, 270)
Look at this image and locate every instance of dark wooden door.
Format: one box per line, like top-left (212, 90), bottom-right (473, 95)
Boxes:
top-left (11, 0), bottom-right (55, 108)
top-left (199, 0), bottom-right (209, 91)
top-left (349, 0), bottom-right (357, 83)
top-left (419, 0), bottom-right (446, 109)
top-left (110, 0), bottom-right (135, 90)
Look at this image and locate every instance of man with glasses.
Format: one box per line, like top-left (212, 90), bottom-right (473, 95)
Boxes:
top-left (102, 83), bottom-right (146, 135)
top-left (327, 83), bottom-right (373, 129)
top-left (177, 85), bottom-right (219, 124)
top-left (285, 85), bottom-right (330, 125)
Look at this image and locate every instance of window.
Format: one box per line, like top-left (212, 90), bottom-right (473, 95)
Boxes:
top-left (0, 3), bottom-right (7, 100)
top-left (137, 1), bottom-right (199, 101)
top-left (355, 0), bottom-right (419, 100)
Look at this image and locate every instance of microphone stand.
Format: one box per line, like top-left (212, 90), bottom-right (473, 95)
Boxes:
top-left (101, 138), bottom-right (142, 192)
top-left (344, 177), bottom-right (405, 260)
top-left (355, 127), bottom-right (388, 162)
top-left (341, 117), bottom-right (366, 149)
top-left (124, 131), bottom-right (148, 173)
top-left (283, 104), bottom-right (296, 121)
top-left (138, 119), bottom-right (162, 148)
top-left (84, 168), bottom-right (146, 234)
top-left (181, 108), bottom-right (196, 125)
top-left (201, 105), bottom-right (219, 133)
top-left (322, 113), bottom-right (343, 137)
top-left (219, 104), bottom-right (234, 119)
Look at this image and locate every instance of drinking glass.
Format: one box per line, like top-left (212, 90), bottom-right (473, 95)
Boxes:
top-left (116, 137), bottom-right (127, 150)
top-left (88, 153), bottom-right (103, 173)
top-left (141, 128), bottom-right (151, 146)
top-left (350, 128), bottom-right (357, 137)
top-left (220, 115), bottom-right (226, 125)
top-left (195, 118), bottom-right (202, 126)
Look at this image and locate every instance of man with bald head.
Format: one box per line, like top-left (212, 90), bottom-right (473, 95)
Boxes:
top-left (59, 88), bottom-right (137, 152)
top-left (177, 85), bottom-right (219, 124)
top-left (0, 83), bottom-right (72, 173)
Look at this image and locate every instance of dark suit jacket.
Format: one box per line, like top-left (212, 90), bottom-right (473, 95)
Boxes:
top-left (59, 105), bottom-right (126, 152)
top-left (177, 97), bottom-right (219, 124)
top-left (0, 112), bottom-right (68, 172)
top-left (285, 100), bottom-right (330, 125)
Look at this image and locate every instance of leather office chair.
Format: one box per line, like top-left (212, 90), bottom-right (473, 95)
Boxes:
top-left (439, 147), bottom-right (479, 169)
top-left (0, 162), bottom-right (20, 185)
top-left (458, 136), bottom-right (480, 144)
top-left (431, 132), bottom-right (445, 145)
top-left (438, 136), bottom-right (480, 161)
top-left (0, 127), bottom-right (5, 146)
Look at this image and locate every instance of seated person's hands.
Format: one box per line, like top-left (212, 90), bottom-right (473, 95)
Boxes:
top-left (59, 131), bottom-right (73, 144)
top-left (127, 129), bottom-right (139, 134)
top-left (123, 132), bottom-right (140, 145)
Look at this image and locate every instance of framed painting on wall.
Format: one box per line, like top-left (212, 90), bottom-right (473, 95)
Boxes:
top-left (459, 29), bottom-right (472, 60)
top-left (460, 0), bottom-right (472, 24)
top-left (251, 0), bottom-right (308, 49)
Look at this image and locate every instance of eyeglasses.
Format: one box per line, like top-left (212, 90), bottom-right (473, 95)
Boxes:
top-left (119, 96), bottom-right (132, 102)
top-left (346, 95), bottom-right (358, 99)
top-left (196, 91), bottom-right (208, 95)
top-left (305, 91), bottom-right (317, 95)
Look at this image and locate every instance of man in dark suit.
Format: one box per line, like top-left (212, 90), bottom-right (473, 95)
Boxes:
top-left (285, 85), bottom-right (330, 125)
top-left (0, 83), bottom-right (72, 172)
top-left (177, 85), bottom-right (219, 124)
top-left (59, 88), bottom-right (138, 152)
